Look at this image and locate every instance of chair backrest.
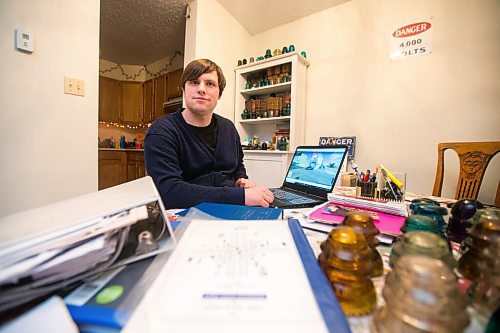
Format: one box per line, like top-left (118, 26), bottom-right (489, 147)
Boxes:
top-left (432, 142), bottom-right (500, 205)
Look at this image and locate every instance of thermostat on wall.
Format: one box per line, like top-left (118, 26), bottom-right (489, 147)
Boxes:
top-left (15, 28), bottom-right (34, 53)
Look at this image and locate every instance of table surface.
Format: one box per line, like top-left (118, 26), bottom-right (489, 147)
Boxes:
top-left (284, 208), bottom-right (487, 333)
top-left (162, 206), bottom-right (487, 332)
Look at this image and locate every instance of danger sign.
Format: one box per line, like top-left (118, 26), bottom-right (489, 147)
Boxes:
top-left (390, 19), bottom-right (433, 60)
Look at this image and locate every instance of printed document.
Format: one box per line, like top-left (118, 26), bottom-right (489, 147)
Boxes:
top-left (124, 220), bottom-right (329, 333)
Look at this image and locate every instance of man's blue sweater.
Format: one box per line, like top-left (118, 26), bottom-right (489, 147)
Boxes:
top-left (144, 109), bottom-right (247, 209)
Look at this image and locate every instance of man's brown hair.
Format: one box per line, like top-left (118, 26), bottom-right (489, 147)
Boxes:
top-left (181, 59), bottom-right (226, 97)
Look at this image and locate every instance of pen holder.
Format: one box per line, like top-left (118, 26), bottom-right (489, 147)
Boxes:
top-left (356, 181), bottom-right (377, 198)
top-left (341, 172), bottom-right (357, 187)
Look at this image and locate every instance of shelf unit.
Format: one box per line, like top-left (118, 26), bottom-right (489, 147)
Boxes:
top-left (234, 52), bottom-right (309, 187)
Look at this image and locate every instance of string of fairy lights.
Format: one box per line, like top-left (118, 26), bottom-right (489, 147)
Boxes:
top-left (99, 121), bottom-right (150, 130)
top-left (99, 51), bottom-right (183, 129)
top-left (99, 51), bottom-right (183, 80)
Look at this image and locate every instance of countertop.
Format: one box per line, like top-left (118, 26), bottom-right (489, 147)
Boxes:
top-left (99, 148), bottom-right (144, 152)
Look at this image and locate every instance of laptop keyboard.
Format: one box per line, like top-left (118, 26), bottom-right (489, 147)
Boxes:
top-left (271, 188), bottom-right (316, 204)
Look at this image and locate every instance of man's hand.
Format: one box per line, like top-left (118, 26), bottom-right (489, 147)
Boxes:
top-left (244, 187), bottom-right (274, 207)
top-left (235, 178), bottom-right (256, 188)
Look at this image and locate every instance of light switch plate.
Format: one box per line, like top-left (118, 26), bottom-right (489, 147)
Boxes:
top-left (64, 77), bottom-right (85, 97)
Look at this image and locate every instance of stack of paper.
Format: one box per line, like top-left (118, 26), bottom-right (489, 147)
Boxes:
top-left (327, 193), bottom-right (408, 217)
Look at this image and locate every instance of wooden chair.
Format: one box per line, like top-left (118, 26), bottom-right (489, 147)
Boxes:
top-left (432, 142), bottom-right (500, 206)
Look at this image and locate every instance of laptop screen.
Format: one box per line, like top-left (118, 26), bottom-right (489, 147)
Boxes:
top-left (283, 146), bottom-right (348, 196)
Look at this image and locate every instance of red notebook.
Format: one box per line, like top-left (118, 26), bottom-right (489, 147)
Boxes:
top-left (308, 202), bottom-right (405, 236)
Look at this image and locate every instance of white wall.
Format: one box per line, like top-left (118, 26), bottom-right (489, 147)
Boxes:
top-left (0, 0), bottom-right (100, 218)
top-left (184, 0), bottom-right (252, 120)
top-left (187, 0), bottom-right (499, 204)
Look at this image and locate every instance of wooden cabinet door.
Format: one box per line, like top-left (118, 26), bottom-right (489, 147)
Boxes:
top-left (126, 151), bottom-right (145, 181)
top-left (143, 79), bottom-right (154, 123)
top-left (120, 81), bottom-right (143, 124)
top-left (137, 153), bottom-right (146, 178)
top-left (167, 69), bottom-right (183, 100)
top-left (99, 76), bottom-right (120, 122)
top-left (98, 151), bottom-right (127, 190)
top-left (127, 156), bottom-right (137, 182)
top-left (154, 74), bottom-right (167, 120)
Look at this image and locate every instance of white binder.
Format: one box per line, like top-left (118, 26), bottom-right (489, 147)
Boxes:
top-left (0, 176), bottom-right (176, 312)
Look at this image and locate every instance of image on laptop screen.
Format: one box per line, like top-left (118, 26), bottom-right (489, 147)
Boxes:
top-left (284, 147), bottom-right (347, 191)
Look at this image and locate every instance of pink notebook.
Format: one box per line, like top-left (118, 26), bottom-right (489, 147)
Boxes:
top-left (308, 202), bottom-right (405, 236)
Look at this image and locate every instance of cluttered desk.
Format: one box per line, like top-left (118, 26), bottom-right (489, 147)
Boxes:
top-left (0, 176), bottom-right (498, 332)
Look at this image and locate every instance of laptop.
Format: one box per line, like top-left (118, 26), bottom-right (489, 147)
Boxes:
top-left (270, 145), bottom-right (348, 209)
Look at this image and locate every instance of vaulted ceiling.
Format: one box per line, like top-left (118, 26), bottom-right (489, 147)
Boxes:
top-left (99, 0), bottom-right (349, 65)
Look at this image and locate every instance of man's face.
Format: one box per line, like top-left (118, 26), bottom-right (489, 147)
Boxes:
top-left (183, 71), bottom-right (220, 117)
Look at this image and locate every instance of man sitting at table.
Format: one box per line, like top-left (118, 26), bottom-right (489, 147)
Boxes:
top-left (144, 58), bottom-right (274, 209)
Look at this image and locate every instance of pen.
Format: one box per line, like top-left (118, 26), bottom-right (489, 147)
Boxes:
top-left (350, 159), bottom-right (362, 181)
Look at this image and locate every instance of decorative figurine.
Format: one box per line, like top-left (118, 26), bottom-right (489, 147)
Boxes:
top-left (241, 108), bottom-right (250, 120)
top-left (277, 136), bottom-right (288, 151)
top-left (284, 103), bottom-right (291, 116)
top-left (342, 212), bottom-right (383, 277)
top-left (400, 215), bottom-right (442, 235)
top-left (389, 231), bottom-right (456, 269)
top-left (318, 227), bottom-right (377, 316)
top-left (467, 227), bottom-right (500, 323)
top-left (446, 199), bottom-right (483, 243)
top-left (373, 255), bottom-right (469, 333)
top-left (410, 203), bottom-right (448, 234)
top-left (469, 207), bottom-right (500, 229)
top-left (458, 215), bottom-right (500, 281)
top-left (409, 198), bottom-right (440, 214)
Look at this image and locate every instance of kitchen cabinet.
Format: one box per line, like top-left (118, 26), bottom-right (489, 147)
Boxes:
top-left (167, 69), bottom-right (183, 100)
top-left (127, 151), bottom-right (146, 182)
top-left (142, 79), bottom-right (154, 124)
top-left (99, 71), bottom-right (177, 125)
top-left (144, 75), bottom-right (168, 123)
top-left (99, 76), bottom-right (120, 123)
top-left (98, 150), bottom-right (145, 190)
top-left (154, 74), bottom-right (168, 120)
top-left (234, 52), bottom-right (309, 187)
top-left (98, 150), bottom-right (127, 190)
top-left (120, 81), bottom-right (143, 124)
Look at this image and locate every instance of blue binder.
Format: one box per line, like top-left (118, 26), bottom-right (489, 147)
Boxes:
top-left (178, 202), bottom-right (284, 220)
top-left (288, 218), bottom-right (351, 333)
